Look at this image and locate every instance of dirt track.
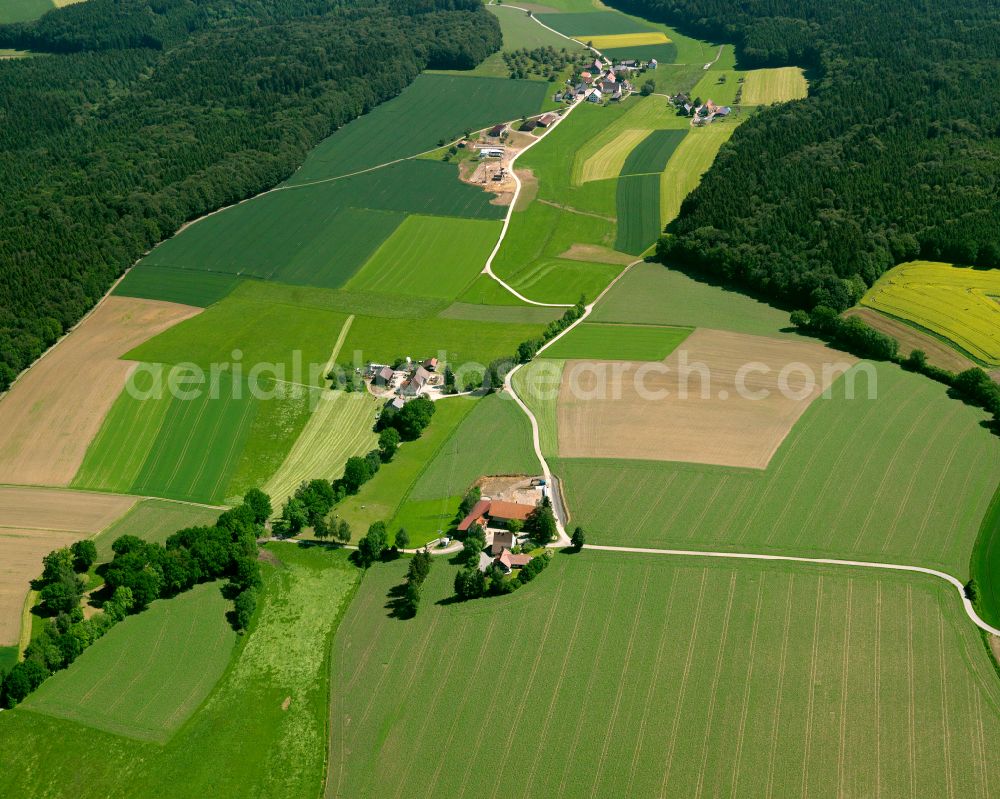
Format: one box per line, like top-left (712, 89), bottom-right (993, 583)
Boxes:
top-left (0, 296), bottom-right (200, 486)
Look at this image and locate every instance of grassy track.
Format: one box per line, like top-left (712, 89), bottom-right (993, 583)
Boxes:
top-left (542, 321), bottom-right (692, 360)
top-left (113, 266), bottom-right (241, 307)
top-left (557, 363), bottom-right (1000, 574)
top-left (325, 397), bottom-right (477, 543)
top-left (93, 499), bottom-right (221, 561)
top-left (860, 260), bottom-right (1000, 365)
top-left (659, 122), bottom-right (737, 226)
top-left (614, 173), bottom-right (662, 254)
top-left (0, 544), bottom-right (360, 798)
top-left (408, 393), bottom-right (540, 501)
top-left (346, 216), bottom-right (502, 300)
top-left (288, 74), bottom-right (548, 183)
top-left (326, 552), bottom-right (1000, 797)
top-left (262, 391), bottom-right (379, 505)
top-left (340, 314), bottom-right (544, 367)
top-left (22, 583), bottom-right (236, 742)
top-left (591, 261), bottom-right (793, 336)
top-left (741, 66), bottom-right (808, 104)
top-left (512, 358), bottom-right (564, 458)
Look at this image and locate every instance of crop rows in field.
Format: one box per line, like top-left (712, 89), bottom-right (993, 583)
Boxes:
top-left (621, 128), bottom-right (687, 175)
top-left (327, 552), bottom-right (1000, 798)
top-left (512, 358), bottom-right (564, 458)
top-left (861, 260), bottom-right (1000, 365)
top-left (263, 392), bottom-right (379, 505)
top-left (558, 362), bottom-right (1000, 574)
top-left (114, 266), bottom-right (242, 308)
top-left (615, 172), bottom-right (661, 254)
top-left (24, 583), bottom-right (236, 742)
top-left (658, 123), bottom-right (736, 226)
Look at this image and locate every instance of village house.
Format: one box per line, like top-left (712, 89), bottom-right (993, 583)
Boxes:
top-left (586, 87), bottom-right (603, 103)
top-left (495, 550), bottom-right (533, 574)
top-left (400, 365), bottom-right (431, 396)
top-left (537, 112), bottom-right (558, 127)
top-left (487, 123), bottom-right (506, 139)
top-left (649, 58), bottom-right (658, 68)
top-left (457, 498), bottom-right (536, 535)
top-left (421, 357), bottom-right (438, 372)
top-left (372, 364), bottom-right (394, 387)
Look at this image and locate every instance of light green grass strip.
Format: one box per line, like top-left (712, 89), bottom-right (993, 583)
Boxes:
top-left (542, 321), bottom-right (691, 360)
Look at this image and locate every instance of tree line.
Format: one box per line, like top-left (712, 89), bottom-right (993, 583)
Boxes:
top-left (0, 489), bottom-right (272, 708)
top-left (604, 0), bottom-right (1000, 312)
top-left (0, 0), bottom-right (501, 389)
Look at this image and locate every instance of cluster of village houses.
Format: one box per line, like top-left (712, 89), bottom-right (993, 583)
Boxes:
top-left (366, 357), bottom-right (440, 408)
top-left (557, 56), bottom-right (658, 104)
top-left (669, 91), bottom-right (733, 124)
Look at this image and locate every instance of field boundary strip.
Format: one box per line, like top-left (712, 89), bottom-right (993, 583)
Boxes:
top-left (582, 543), bottom-right (1000, 637)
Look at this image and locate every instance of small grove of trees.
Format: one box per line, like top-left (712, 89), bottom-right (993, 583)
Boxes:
top-left (0, 489), bottom-right (271, 708)
top-left (525, 497), bottom-right (558, 545)
top-left (357, 521), bottom-right (390, 567)
top-left (454, 550), bottom-right (552, 600)
top-left (395, 549), bottom-right (432, 618)
top-left (376, 395), bottom-right (436, 441)
top-left (640, 78), bottom-right (655, 96)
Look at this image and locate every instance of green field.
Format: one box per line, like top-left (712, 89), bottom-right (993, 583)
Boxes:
top-left (620, 128), bottom-right (688, 175)
top-left (602, 42), bottom-right (677, 63)
top-left (288, 74), bottom-right (549, 184)
top-left (113, 266), bottom-right (242, 307)
top-left (536, 11), bottom-right (655, 36)
top-left (327, 551), bottom-right (1000, 797)
top-left (340, 314), bottom-right (544, 368)
top-left (511, 358), bottom-right (564, 458)
top-left (327, 397), bottom-right (478, 545)
top-left (407, 393), bottom-right (540, 502)
top-left (23, 583), bottom-right (236, 742)
top-left (74, 374), bottom-right (307, 504)
top-left (0, 0), bottom-right (52, 23)
top-left (615, 173), bottom-right (662, 253)
top-left (437, 299), bottom-right (565, 324)
top-left (346, 216), bottom-right (501, 300)
top-left (92, 499), bottom-right (222, 561)
top-left (263, 391), bottom-right (379, 505)
top-left (542, 321), bottom-right (692, 360)
top-left (970, 484), bottom-right (1000, 627)
top-left (125, 288), bottom-right (351, 382)
top-left (741, 66), bottom-right (809, 105)
top-left (558, 363), bottom-right (1000, 574)
top-left (591, 261), bottom-right (793, 336)
top-left (229, 278), bottom-right (448, 320)
top-left (0, 544), bottom-right (360, 798)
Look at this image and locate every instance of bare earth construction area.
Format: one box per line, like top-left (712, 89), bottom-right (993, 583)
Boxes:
top-left (557, 328), bottom-right (857, 469)
top-left (0, 296), bottom-right (200, 486)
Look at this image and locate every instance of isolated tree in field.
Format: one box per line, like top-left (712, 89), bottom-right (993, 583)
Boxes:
top-left (70, 539), bottom-right (97, 573)
top-left (335, 518), bottom-right (352, 543)
top-left (408, 549), bottom-right (432, 584)
top-left (379, 427), bottom-right (401, 462)
top-left (640, 79), bottom-right (655, 96)
top-left (243, 488), bottom-right (272, 524)
top-left (395, 528), bottom-right (410, 551)
top-left (342, 455), bottom-right (373, 494)
top-left (571, 526), bottom-right (586, 551)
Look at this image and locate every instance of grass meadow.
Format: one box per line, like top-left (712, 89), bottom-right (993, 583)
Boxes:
top-left (93, 499), bottom-right (222, 561)
top-left (0, 544), bottom-right (360, 798)
top-left (741, 66), bottom-right (809, 104)
top-left (327, 397), bottom-right (478, 545)
top-left (327, 551), bottom-right (1000, 798)
top-left (407, 393), bottom-right (540, 502)
top-left (659, 121), bottom-right (737, 225)
top-left (263, 391), bottom-right (379, 505)
top-left (542, 321), bottom-right (692, 360)
top-left (511, 358), bottom-right (564, 458)
top-left (615, 172), bottom-right (662, 253)
top-left (288, 74), bottom-right (549, 183)
top-left (23, 583), bottom-right (236, 742)
top-left (591, 261), bottom-right (793, 336)
top-left (620, 128), bottom-right (688, 175)
top-left (861, 260), bottom-right (1000, 366)
top-left (437, 299), bottom-right (565, 324)
top-left (0, 0), bottom-right (52, 23)
top-left (558, 363), bottom-right (1000, 575)
top-left (691, 68), bottom-right (744, 106)
top-left (536, 10), bottom-right (657, 36)
top-left (346, 216), bottom-right (502, 300)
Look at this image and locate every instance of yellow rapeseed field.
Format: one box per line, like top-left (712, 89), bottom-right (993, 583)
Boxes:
top-left (586, 32), bottom-right (670, 49)
top-left (861, 260), bottom-right (1000, 365)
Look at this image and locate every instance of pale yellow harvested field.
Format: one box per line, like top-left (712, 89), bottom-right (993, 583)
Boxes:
top-left (558, 243), bottom-right (635, 265)
top-left (52, 0), bottom-right (86, 6)
top-left (263, 391), bottom-right (379, 505)
top-left (659, 122), bottom-right (737, 226)
top-left (557, 328), bottom-right (856, 468)
top-left (586, 32), bottom-right (670, 49)
top-left (0, 296), bottom-right (200, 486)
top-left (0, 529), bottom-right (81, 646)
top-left (0, 486), bottom-right (136, 646)
top-left (578, 129), bottom-right (649, 183)
top-left (741, 67), bottom-right (808, 105)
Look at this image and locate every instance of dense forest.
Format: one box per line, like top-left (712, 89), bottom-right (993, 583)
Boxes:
top-left (611, 0), bottom-right (1000, 311)
top-left (0, 0), bottom-right (500, 388)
